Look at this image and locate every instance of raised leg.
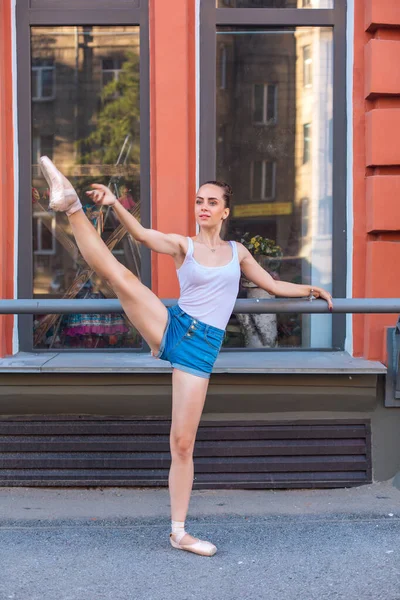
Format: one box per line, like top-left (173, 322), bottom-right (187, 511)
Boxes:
top-left (169, 368), bottom-right (210, 546)
top-left (68, 209), bottom-right (168, 354)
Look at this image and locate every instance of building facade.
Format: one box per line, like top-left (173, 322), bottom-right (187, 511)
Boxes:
top-left (0, 0), bottom-right (399, 487)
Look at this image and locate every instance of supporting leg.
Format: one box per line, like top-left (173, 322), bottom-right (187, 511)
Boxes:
top-left (169, 368), bottom-right (210, 546)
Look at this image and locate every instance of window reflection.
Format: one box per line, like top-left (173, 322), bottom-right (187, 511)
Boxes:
top-left (31, 26), bottom-right (141, 350)
top-left (32, 59), bottom-right (56, 101)
top-left (216, 27), bottom-right (333, 348)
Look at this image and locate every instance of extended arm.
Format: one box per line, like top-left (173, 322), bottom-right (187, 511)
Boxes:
top-left (87, 184), bottom-right (186, 257)
top-left (238, 243), bottom-right (333, 310)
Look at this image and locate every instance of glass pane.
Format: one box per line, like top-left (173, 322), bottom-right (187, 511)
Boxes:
top-left (303, 123), bottom-right (311, 163)
top-left (216, 27), bottom-right (333, 349)
top-left (31, 70), bottom-right (38, 98)
top-left (303, 45), bottom-right (312, 86)
top-left (252, 161), bottom-right (263, 198)
top-left (266, 84), bottom-right (276, 122)
top-left (264, 161), bottom-right (274, 198)
top-left (253, 83), bottom-right (264, 122)
top-left (217, 0), bottom-right (334, 8)
top-left (41, 68), bottom-right (54, 98)
top-left (40, 216), bottom-right (54, 251)
top-left (102, 71), bottom-right (116, 87)
top-left (31, 26), bottom-right (141, 350)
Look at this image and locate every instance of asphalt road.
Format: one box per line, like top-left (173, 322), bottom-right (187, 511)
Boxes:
top-left (0, 482), bottom-right (399, 600)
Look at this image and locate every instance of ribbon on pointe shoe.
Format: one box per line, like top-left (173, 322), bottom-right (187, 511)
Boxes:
top-left (169, 530), bottom-right (217, 556)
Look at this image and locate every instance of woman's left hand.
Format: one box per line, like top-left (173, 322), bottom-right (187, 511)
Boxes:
top-left (312, 287), bottom-right (333, 312)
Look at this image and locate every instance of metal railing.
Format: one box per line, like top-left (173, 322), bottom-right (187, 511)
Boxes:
top-left (0, 298), bottom-right (400, 314)
top-left (1, 297), bottom-right (400, 407)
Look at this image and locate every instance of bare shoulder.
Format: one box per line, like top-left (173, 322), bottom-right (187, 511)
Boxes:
top-left (233, 241), bottom-right (250, 264)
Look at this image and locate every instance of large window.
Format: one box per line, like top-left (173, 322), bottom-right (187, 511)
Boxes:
top-left (202, 0), bottom-right (346, 350)
top-left (17, 1), bottom-right (150, 352)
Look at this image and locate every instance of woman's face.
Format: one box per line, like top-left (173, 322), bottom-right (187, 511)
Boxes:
top-left (195, 184), bottom-right (229, 228)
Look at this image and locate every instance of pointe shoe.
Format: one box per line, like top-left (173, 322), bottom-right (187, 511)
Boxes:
top-left (39, 156), bottom-right (82, 216)
top-left (169, 531), bottom-right (217, 557)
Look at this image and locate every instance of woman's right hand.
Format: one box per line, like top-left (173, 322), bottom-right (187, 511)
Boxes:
top-left (86, 183), bottom-right (117, 206)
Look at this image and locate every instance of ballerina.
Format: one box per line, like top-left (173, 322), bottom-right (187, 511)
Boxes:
top-left (39, 156), bottom-right (333, 556)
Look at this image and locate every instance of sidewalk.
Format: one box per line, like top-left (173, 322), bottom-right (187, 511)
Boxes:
top-left (1, 481), bottom-right (400, 600)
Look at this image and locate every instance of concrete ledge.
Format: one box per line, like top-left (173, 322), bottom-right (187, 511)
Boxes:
top-left (0, 350), bottom-right (386, 375)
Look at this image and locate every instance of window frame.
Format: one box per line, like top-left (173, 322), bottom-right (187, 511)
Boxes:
top-left (16, 0), bottom-right (151, 353)
top-left (200, 0), bottom-right (347, 351)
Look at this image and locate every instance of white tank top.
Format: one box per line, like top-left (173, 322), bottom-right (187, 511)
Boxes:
top-left (177, 237), bottom-right (241, 330)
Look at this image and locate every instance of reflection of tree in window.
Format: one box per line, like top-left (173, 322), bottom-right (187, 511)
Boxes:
top-left (303, 45), bottom-right (312, 87)
top-left (80, 51), bottom-right (140, 166)
top-left (303, 123), bottom-right (311, 164)
top-left (32, 59), bottom-right (56, 101)
top-left (253, 83), bottom-right (277, 124)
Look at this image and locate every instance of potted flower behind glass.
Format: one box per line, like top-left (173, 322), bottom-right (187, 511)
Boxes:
top-left (236, 233), bottom-right (283, 348)
top-left (240, 233), bottom-right (283, 279)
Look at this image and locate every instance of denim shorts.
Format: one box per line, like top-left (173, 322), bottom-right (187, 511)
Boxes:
top-left (153, 304), bottom-right (225, 379)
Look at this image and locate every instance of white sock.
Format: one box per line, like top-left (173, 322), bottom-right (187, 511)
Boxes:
top-left (171, 520), bottom-right (186, 539)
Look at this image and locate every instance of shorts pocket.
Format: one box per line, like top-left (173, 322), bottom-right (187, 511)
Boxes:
top-left (170, 317), bottom-right (192, 353)
top-left (204, 328), bottom-right (224, 351)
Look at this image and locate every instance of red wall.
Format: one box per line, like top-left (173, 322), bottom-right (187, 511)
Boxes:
top-left (149, 0), bottom-right (196, 298)
top-left (1, 0), bottom-right (399, 362)
top-left (353, 0), bottom-right (400, 361)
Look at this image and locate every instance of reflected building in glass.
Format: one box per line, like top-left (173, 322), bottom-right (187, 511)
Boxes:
top-left (294, 26), bottom-right (333, 347)
top-left (216, 23), bottom-right (332, 348)
top-left (31, 26), bottom-right (141, 349)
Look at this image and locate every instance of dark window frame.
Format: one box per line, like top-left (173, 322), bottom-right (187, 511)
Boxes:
top-left (16, 0), bottom-right (151, 353)
top-left (200, 0), bottom-right (347, 351)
